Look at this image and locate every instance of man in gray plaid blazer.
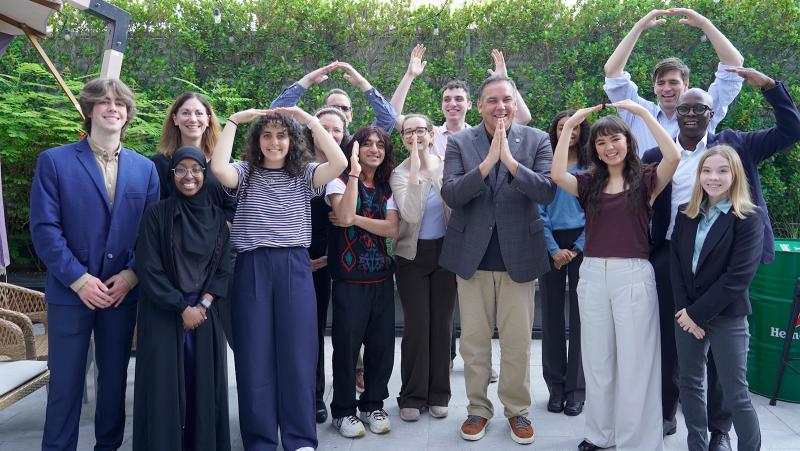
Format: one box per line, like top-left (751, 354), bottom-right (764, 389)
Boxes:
top-left (439, 75), bottom-right (555, 445)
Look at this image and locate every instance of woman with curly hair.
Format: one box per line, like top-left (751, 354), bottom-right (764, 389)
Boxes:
top-left (153, 92), bottom-right (235, 220)
top-left (325, 125), bottom-right (399, 439)
top-left (210, 106), bottom-right (347, 451)
top-left (550, 100), bottom-right (680, 451)
top-left (538, 109), bottom-right (591, 418)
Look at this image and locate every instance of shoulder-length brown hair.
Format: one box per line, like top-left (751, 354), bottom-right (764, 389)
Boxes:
top-left (682, 145), bottom-right (756, 219)
top-left (584, 115), bottom-right (642, 217)
top-left (157, 92), bottom-right (221, 158)
top-left (79, 78), bottom-right (136, 136)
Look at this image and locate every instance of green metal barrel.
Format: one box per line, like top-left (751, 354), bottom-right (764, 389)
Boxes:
top-left (747, 239), bottom-right (800, 402)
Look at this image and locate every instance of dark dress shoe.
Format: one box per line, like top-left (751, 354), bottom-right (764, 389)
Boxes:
top-left (709, 431), bottom-right (732, 451)
top-left (663, 417), bottom-right (677, 436)
top-left (564, 400), bottom-right (584, 416)
top-left (315, 405), bottom-right (328, 423)
top-left (547, 395), bottom-right (565, 413)
top-left (577, 439), bottom-right (602, 450)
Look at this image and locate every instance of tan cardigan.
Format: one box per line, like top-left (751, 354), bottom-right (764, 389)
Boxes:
top-left (389, 153), bottom-right (451, 260)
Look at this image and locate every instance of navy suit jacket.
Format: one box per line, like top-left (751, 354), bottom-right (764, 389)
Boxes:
top-left (30, 139), bottom-right (160, 306)
top-left (643, 81), bottom-right (800, 263)
top-left (670, 205), bottom-right (764, 325)
top-left (439, 122), bottom-right (556, 283)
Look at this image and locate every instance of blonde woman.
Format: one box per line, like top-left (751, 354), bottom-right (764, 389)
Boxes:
top-left (389, 114), bottom-right (456, 422)
top-left (670, 145), bottom-right (763, 451)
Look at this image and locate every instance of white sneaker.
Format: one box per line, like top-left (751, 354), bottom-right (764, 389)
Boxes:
top-left (332, 415), bottom-right (365, 438)
top-left (360, 408), bottom-right (391, 434)
top-left (429, 405), bottom-right (448, 418)
top-left (295, 448), bottom-right (315, 451)
top-left (400, 407), bottom-right (420, 422)
top-left (489, 368), bottom-right (499, 383)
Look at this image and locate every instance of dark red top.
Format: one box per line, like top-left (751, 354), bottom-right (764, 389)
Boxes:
top-left (575, 163), bottom-right (659, 259)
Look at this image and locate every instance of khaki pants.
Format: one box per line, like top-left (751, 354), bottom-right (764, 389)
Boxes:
top-left (457, 271), bottom-right (534, 418)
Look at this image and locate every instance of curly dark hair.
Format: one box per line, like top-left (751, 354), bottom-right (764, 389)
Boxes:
top-left (583, 115), bottom-right (643, 218)
top-left (239, 113), bottom-right (313, 198)
top-left (548, 109), bottom-right (590, 169)
top-left (343, 125), bottom-right (395, 184)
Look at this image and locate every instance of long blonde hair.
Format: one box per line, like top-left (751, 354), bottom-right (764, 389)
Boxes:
top-left (682, 144), bottom-right (756, 219)
top-left (157, 92), bottom-right (221, 158)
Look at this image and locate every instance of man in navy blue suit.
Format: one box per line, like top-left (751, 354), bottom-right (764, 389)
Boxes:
top-left (643, 67), bottom-right (800, 451)
top-left (30, 78), bottom-right (160, 451)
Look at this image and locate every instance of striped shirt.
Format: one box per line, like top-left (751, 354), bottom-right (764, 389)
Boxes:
top-left (228, 161), bottom-right (323, 252)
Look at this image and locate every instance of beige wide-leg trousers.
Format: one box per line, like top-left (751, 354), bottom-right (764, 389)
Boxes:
top-left (577, 257), bottom-right (663, 451)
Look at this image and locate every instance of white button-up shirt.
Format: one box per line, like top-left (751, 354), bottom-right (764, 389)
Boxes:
top-left (667, 134), bottom-right (709, 239)
top-left (432, 122), bottom-right (471, 158)
top-left (604, 63), bottom-right (743, 155)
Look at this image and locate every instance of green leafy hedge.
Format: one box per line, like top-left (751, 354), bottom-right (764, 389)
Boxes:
top-left (1, 0), bottom-right (799, 268)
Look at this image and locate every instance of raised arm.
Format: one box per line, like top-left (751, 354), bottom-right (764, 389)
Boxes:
top-left (612, 100), bottom-right (680, 201)
top-left (336, 62), bottom-right (398, 132)
top-left (604, 10), bottom-right (669, 77)
top-left (271, 106), bottom-right (347, 187)
top-left (270, 63), bottom-right (338, 108)
top-left (390, 44), bottom-right (427, 129)
top-left (487, 49), bottom-right (531, 125)
top-left (672, 8), bottom-right (743, 66)
top-left (211, 109), bottom-right (269, 189)
top-left (328, 144), bottom-right (361, 226)
top-left (551, 106), bottom-right (601, 196)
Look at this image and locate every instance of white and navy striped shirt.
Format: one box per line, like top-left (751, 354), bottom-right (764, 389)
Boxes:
top-left (228, 161), bottom-right (323, 252)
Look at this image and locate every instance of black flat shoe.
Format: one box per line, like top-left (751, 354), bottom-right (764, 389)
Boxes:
top-left (663, 417), bottom-right (677, 436)
top-left (315, 406), bottom-right (328, 423)
top-left (564, 400), bottom-right (584, 416)
top-left (709, 431), bottom-right (732, 451)
top-left (578, 439), bottom-right (602, 450)
top-left (547, 395), bottom-right (565, 413)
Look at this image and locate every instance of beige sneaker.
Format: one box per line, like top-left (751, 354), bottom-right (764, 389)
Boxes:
top-left (429, 405), bottom-right (448, 418)
top-left (399, 407), bottom-right (420, 422)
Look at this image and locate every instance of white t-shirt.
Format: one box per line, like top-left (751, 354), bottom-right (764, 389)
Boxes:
top-left (324, 177), bottom-right (398, 211)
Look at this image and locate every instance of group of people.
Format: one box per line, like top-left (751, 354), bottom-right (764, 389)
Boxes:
top-left (28, 7), bottom-right (800, 451)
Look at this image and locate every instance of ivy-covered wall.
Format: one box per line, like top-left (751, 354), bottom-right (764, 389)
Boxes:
top-left (1, 0), bottom-right (799, 268)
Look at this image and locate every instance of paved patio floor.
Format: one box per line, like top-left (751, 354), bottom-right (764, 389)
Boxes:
top-left (2, 339), bottom-right (799, 450)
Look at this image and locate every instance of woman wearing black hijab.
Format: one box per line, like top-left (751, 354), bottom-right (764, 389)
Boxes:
top-left (133, 146), bottom-right (233, 451)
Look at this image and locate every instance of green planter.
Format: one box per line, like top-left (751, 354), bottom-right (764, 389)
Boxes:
top-left (747, 239), bottom-right (800, 403)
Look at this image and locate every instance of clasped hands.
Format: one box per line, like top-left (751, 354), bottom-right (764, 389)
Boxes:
top-left (182, 293), bottom-right (213, 331)
top-left (675, 308), bottom-right (705, 340)
top-left (76, 273), bottom-right (131, 310)
top-left (552, 249), bottom-right (578, 270)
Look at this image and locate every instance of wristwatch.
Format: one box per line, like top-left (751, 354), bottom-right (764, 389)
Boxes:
top-left (200, 298), bottom-right (212, 310)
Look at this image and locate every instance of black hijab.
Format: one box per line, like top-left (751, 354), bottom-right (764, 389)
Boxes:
top-left (169, 146), bottom-right (221, 259)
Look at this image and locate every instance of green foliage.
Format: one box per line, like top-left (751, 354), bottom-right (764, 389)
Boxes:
top-left (1, 0), bottom-right (799, 268)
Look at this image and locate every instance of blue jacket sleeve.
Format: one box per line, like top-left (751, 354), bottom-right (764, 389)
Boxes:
top-left (29, 151), bottom-right (87, 288)
top-left (270, 82), bottom-right (305, 108)
top-left (737, 81), bottom-right (800, 164)
top-left (365, 87), bottom-right (397, 133)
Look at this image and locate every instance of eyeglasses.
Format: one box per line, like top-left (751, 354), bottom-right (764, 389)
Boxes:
top-left (676, 104), bottom-right (711, 116)
top-left (172, 166), bottom-right (204, 178)
top-left (330, 104), bottom-right (352, 113)
top-left (402, 127), bottom-right (431, 138)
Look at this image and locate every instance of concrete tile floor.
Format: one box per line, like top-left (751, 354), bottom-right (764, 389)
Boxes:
top-left (2, 339), bottom-right (799, 450)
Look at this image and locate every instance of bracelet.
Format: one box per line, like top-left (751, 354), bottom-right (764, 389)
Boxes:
top-left (227, 118), bottom-right (239, 127)
top-left (348, 174), bottom-right (360, 179)
top-left (306, 117), bottom-right (321, 130)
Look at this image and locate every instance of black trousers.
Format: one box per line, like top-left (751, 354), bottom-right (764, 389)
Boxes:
top-left (652, 242), bottom-right (732, 432)
top-left (313, 265), bottom-right (332, 409)
top-left (539, 228), bottom-right (586, 402)
top-left (330, 278), bottom-right (395, 418)
top-left (396, 239), bottom-right (457, 409)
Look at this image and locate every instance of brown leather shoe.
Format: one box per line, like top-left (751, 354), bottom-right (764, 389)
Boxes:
top-left (460, 415), bottom-right (489, 441)
top-left (508, 415), bottom-right (535, 444)
top-left (355, 368), bottom-right (365, 393)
